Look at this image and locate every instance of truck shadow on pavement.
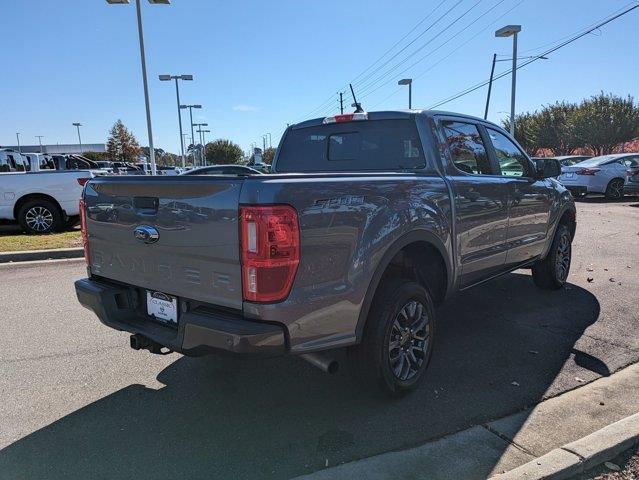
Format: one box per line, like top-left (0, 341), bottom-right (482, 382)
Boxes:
top-left (0, 272), bottom-right (604, 480)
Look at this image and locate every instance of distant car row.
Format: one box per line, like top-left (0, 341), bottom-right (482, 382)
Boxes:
top-left (533, 153), bottom-right (639, 199)
top-left (0, 149), bottom-right (182, 176)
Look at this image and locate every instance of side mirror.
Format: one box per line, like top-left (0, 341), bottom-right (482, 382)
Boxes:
top-left (535, 158), bottom-right (561, 179)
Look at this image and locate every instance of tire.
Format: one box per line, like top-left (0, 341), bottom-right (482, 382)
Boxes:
top-left (531, 224), bottom-right (572, 290)
top-left (352, 278), bottom-right (436, 395)
top-left (17, 199), bottom-right (63, 234)
top-left (605, 178), bottom-right (625, 200)
top-left (64, 215), bottom-right (80, 230)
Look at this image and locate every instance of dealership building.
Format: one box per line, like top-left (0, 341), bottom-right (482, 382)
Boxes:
top-left (0, 143), bottom-right (106, 155)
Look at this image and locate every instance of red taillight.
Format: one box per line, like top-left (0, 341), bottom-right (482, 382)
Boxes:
top-left (79, 199), bottom-right (90, 265)
top-left (240, 205), bottom-right (300, 302)
top-left (77, 177), bottom-right (90, 186)
top-left (576, 168), bottom-right (600, 176)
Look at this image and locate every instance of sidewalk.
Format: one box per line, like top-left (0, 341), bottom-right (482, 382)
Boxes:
top-left (295, 363), bottom-right (639, 480)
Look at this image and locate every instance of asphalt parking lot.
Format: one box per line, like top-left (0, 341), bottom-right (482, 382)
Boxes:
top-left (1, 196), bottom-right (638, 480)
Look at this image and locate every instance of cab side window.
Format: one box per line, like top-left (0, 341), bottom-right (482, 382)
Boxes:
top-left (487, 128), bottom-right (530, 177)
top-left (441, 121), bottom-right (492, 175)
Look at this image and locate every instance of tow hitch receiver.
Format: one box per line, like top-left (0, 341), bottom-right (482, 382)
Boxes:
top-left (130, 334), bottom-right (173, 355)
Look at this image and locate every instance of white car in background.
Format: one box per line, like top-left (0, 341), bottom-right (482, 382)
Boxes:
top-left (557, 153), bottom-right (639, 199)
top-left (0, 170), bottom-right (94, 234)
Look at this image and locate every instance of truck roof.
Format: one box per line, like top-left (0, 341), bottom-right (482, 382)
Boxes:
top-left (293, 109), bottom-right (503, 130)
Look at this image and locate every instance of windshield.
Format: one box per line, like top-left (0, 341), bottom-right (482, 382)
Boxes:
top-left (276, 119), bottom-right (426, 173)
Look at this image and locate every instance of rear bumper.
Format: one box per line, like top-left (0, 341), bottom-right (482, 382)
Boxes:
top-left (75, 277), bottom-right (287, 356)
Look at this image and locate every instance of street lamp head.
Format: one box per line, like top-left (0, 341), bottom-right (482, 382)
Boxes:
top-left (158, 74), bottom-right (172, 81)
top-left (180, 75), bottom-right (193, 81)
top-left (73, 123), bottom-right (82, 127)
top-left (148, 0), bottom-right (170, 4)
top-left (398, 78), bottom-right (412, 86)
top-left (106, 0), bottom-right (130, 3)
top-left (495, 25), bottom-right (521, 37)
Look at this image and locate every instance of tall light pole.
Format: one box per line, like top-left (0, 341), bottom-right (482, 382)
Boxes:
top-left (73, 123), bottom-right (83, 153)
top-left (266, 133), bottom-right (272, 149)
top-left (192, 123), bottom-right (208, 166)
top-left (199, 129), bottom-right (210, 165)
top-left (262, 135), bottom-right (267, 151)
top-left (159, 74), bottom-right (193, 168)
top-left (16, 133), bottom-right (21, 153)
top-left (36, 136), bottom-right (44, 153)
top-left (107, 0), bottom-right (170, 175)
top-left (495, 25), bottom-right (521, 135)
top-left (398, 78), bottom-right (413, 109)
top-left (180, 104), bottom-right (201, 165)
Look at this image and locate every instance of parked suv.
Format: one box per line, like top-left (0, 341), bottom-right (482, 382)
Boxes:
top-left (75, 110), bottom-right (575, 394)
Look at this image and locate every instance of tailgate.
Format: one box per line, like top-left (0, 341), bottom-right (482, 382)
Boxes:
top-left (84, 176), bottom-right (243, 310)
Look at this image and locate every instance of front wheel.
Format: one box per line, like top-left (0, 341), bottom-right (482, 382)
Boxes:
top-left (531, 224), bottom-right (572, 290)
top-left (352, 279), bottom-right (435, 395)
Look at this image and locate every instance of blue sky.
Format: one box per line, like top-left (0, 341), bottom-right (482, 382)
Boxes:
top-left (1, 0), bottom-right (638, 155)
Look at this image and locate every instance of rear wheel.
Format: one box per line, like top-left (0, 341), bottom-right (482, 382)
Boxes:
top-left (352, 279), bottom-right (435, 395)
top-left (605, 178), bottom-right (624, 200)
top-left (18, 199), bottom-right (63, 234)
top-left (532, 224), bottom-right (572, 290)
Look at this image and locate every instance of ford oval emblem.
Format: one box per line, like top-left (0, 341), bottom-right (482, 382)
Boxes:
top-left (133, 225), bottom-right (159, 244)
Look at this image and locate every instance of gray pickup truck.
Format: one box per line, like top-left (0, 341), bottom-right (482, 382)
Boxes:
top-left (75, 110), bottom-right (575, 394)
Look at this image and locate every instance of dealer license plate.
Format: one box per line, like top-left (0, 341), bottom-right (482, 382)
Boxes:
top-left (146, 291), bottom-right (178, 324)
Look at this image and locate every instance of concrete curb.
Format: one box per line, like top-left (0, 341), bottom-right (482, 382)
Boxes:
top-left (0, 247), bottom-right (83, 263)
top-left (491, 412), bottom-right (639, 480)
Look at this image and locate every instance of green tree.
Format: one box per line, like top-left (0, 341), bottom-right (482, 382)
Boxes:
top-left (139, 147), bottom-right (180, 166)
top-left (502, 112), bottom-right (538, 155)
top-left (204, 139), bottom-right (244, 165)
top-left (531, 102), bottom-right (579, 155)
top-left (106, 120), bottom-right (141, 162)
top-left (572, 93), bottom-right (639, 156)
top-left (262, 147), bottom-right (276, 165)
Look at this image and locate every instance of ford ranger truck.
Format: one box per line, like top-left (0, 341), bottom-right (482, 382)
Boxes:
top-left (75, 110), bottom-right (575, 394)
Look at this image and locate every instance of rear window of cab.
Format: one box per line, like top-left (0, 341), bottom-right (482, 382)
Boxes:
top-left (276, 119), bottom-right (427, 173)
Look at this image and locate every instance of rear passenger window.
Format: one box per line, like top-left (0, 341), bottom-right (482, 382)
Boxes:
top-left (441, 121), bottom-right (492, 175)
top-left (487, 128), bottom-right (530, 177)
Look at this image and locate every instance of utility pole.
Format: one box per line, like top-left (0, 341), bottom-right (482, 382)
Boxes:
top-left (267, 133), bottom-right (272, 148)
top-left (16, 133), bottom-right (21, 153)
top-left (339, 92), bottom-right (344, 114)
top-left (484, 53), bottom-right (497, 120)
top-left (36, 136), bottom-right (44, 153)
top-left (262, 135), bottom-right (267, 151)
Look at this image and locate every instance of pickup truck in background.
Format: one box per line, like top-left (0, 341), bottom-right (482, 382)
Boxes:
top-left (75, 110), bottom-right (575, 394)
top-left (0, 170), bottom-right (93, 233)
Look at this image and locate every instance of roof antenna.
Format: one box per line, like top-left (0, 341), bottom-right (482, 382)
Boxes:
top-left (349, 83), bottom-right (364, 113)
